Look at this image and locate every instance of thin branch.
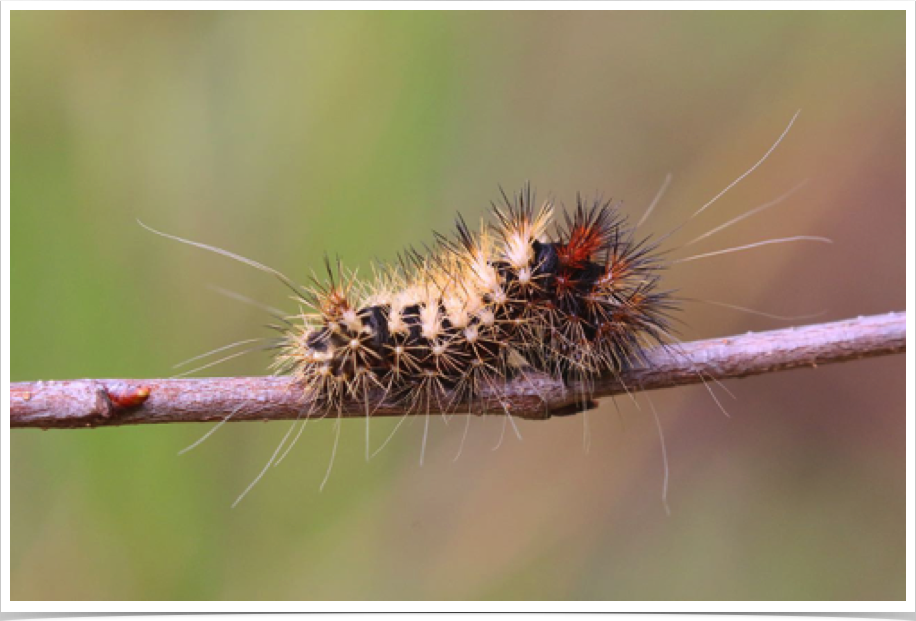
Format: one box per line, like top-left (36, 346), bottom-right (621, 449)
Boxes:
top-left (9, 312), bottom-right (906, 430)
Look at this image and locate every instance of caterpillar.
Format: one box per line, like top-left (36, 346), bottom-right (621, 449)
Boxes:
top-left (276, 186), bottom-right (672, 417)
top-left (144, 110), bottom-right (829, 505)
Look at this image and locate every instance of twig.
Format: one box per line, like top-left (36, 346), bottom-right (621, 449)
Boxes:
top-left (9, 312), bottom-right (906, 430)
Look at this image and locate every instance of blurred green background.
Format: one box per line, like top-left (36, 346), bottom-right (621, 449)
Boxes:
top-left (10, 11), bottom-right (905, 601)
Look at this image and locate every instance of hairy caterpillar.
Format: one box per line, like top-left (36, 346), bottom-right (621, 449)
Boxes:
top-left (278, 187), bottom-right (671, 415)
top-left (144, 111), bottom-right (829, 506)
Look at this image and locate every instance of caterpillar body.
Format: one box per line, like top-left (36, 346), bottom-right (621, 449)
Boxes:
top-left (277, 186), bottom-right (673, 416)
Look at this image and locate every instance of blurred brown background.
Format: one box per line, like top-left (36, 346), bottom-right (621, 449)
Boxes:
top-left (10, 11), bottom-right (905, 600)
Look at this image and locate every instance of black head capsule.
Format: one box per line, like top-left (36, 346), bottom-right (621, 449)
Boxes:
top-left (306, 328), bottom-right (332, 352)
